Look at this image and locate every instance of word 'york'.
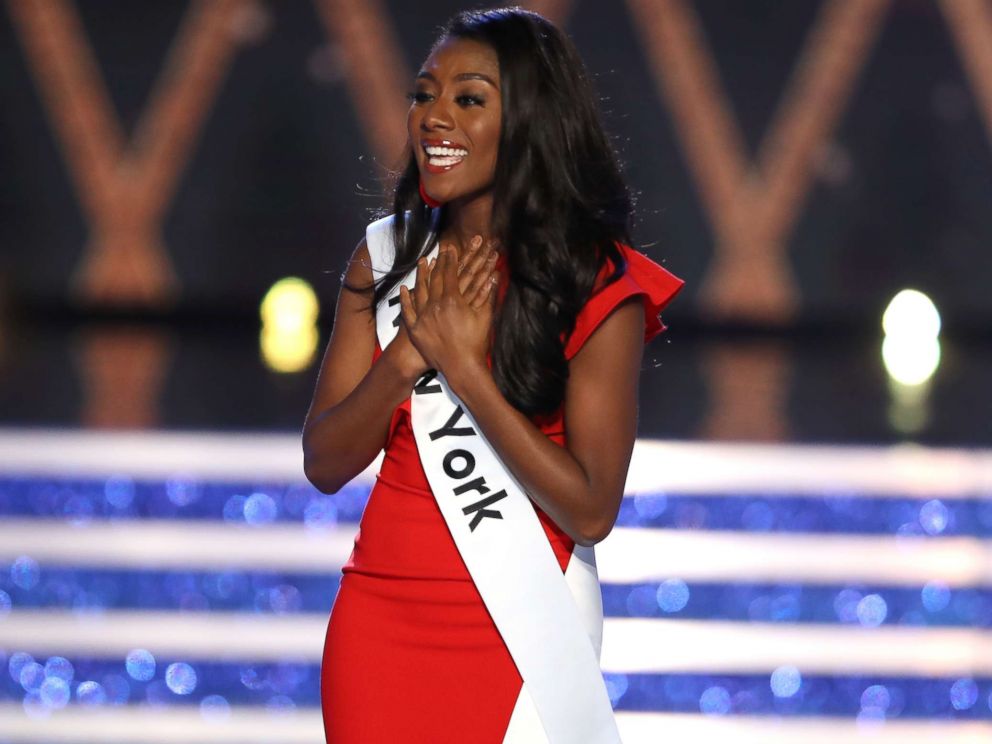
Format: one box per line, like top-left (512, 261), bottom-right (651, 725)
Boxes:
top-left (416, 370), bottom-right (507, 531)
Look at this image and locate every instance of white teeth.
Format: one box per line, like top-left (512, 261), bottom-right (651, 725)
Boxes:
top-left (424, 145), bottom-right (468, 157)
top-left (428, 156), bottom-right (463, 166)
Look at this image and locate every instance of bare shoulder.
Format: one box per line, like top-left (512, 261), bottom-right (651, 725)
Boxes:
top-left (341, 237), bottom-right (374, 296)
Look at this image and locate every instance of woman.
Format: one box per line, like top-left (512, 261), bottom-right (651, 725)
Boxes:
top-left (303, 7), bottom-right (684, 743)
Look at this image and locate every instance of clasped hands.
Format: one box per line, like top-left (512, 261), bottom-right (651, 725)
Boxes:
top-left (397, 235), bottom-right (501, 388)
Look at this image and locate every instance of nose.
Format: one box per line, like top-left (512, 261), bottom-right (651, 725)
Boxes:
top-left (421, 96), bottom-right (454, 132)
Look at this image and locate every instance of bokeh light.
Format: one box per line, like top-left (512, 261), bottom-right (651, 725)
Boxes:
top-left (267, 584), bottom-right (302, 614)
top-left (833, 588), bottom-right (863, 623)
top-left (165, 662), bottom-right (198, 695)
top-left (9, 653), bottom-right (34, 683)
top-left (76, 680), bottom-right (107, 706)
top-left (260, 276), bottom-right (320, 331)
top-left (11, 555), bottom-right (40, 590)
top-left (244, 492), bottom-right (278, 525)
top-left (19, 661), bottom-right (45, 692)
top-left (44, 656), bottom-right (73, 682)
top-left (166, 477), bottom-right (201, 507)
top-left (699, 685), bottom-right (732, 715)
top-left (39, 676), bottom-right (71, 708)
top-left (223, 494), bottom-right (248, 522)
top-left (125, 649), bottom-right (156, 682)
top-left (632, 493), bottom-right (667, 519)
top-left (200, 693), bottom-right (231, 722)
top-left (259, 276), bottom-right (320, 373)
top-left (881, 289), bottom-right (942, 433)
top-left (265, 693), bottom-right (296, 714)
top-left (918, 499), bottom-right (949, 535)
top-left (949, 678), bottom-right (978, 711)
top-left (22, 690), bottom-right (48, 719)
top-left (860, 684), bottom-right (891, 718)
top-left (856, 594), bottom-right (888, 627)
top-left (770, 666), bottom-right (802, 698)
top-left (882, 332), bottom-right (940, 386)
top-left (741, 500), bottom-right (775, 531)
top-left (920, 581), bottom-right (951, 613)
top-left (240, 664), bottom-right (267, 691)
top-left (104, 475), bottom-right (135, 509)
top-left (882, 289), bottom-right (941, 339)
top-left (62, 493), bottom-right (94, 524)
top-left (656, 578), bottom-right (690, 613)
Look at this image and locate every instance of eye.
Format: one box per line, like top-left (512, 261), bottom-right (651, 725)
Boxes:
top-left (456, 94), bottom-right (485, 107)
top-left (407, 90), bottom-right (433, 104)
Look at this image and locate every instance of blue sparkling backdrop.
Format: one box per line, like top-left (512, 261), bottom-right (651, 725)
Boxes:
top-left (1, 473), bottom-right (990, 724)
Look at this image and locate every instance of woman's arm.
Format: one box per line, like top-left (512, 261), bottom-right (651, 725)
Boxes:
top-left (302, 239), bottom-right (426, 494)
top-left (447, 298), bottom-right (644, 546)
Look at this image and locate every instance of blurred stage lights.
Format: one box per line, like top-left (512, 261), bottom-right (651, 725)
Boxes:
top-left (881, 288), bottom-right (941, 434)
top-left (259, 277), bottom-right (320, 373)
top-left (770, 665), bottom-right (802, 698)
top-left (881, 288), bottom-right (941, 385)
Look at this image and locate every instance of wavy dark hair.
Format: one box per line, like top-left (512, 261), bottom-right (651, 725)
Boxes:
top-left (362, 7), bottom-right (633, 417)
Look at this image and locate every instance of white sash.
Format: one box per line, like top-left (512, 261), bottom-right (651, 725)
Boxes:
top-left (366, 214), bottom-right (622, 744)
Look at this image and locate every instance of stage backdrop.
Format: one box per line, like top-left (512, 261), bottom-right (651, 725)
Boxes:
top-left (1, 0), bottom-right (991, 330)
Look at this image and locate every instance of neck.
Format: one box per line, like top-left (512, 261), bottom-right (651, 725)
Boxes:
top-left (442, 191), bottom-right (495, 251)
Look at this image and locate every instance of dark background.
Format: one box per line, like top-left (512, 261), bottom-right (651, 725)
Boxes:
top-left (0, 0), bottom-right (987, 442)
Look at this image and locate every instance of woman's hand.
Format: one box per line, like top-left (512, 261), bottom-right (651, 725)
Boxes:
top-left (382, 306), bottom-right (430, 384)
top-left (398, 235), bottom-right (500, 388)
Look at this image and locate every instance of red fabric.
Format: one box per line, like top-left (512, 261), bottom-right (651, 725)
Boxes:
top-left (321, 244), bottom-right (683, 743)
top-left (565, 243), bottom-right (686, 359)
top-left (419, 179), bottom-right (443, 208)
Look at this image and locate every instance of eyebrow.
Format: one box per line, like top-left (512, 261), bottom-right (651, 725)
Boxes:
top-left (416, 70), bottom-right (499, 88)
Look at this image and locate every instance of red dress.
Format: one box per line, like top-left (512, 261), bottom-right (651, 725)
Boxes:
top-left (320, 244), bottom-right (684, 743)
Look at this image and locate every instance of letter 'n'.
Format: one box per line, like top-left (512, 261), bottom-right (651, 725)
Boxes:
top-left (414, 369), bottom-right (442, 395)
top-left (387, 295), bottom-right (401, 328)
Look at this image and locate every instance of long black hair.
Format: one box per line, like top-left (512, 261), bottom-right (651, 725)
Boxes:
top-left (361, 7), bottom-right (633, 418)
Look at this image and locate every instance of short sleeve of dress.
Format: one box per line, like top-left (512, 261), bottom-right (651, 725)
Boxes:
top-left (564, 243), bottom-right (685, 360)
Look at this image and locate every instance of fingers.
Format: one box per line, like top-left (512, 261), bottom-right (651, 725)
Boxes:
top-left (426, 237), bottom-right (500, 305)
top-left (469, 271), bottom-right (499, 310)
top-left (398, 285), bottom-right (417, 327)
top-left (414, 256), bottom-right (431, 310)
top-left (427, 247), bottom-right (447, 302)
top-left (464, 251), bottom-right (498, 304)
top-left (456, 235), bottom-right (483, 277)
top-left (459, 239), bottom-right (494, 295)
top-left (441, 243), bottom-right (460, 297)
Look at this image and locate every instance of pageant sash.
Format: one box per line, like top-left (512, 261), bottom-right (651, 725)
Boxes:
top-left (366, 214), bottom-right (621, 744)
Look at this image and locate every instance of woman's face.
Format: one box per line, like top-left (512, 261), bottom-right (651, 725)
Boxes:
top-left (408, 37), bottom-right (501, 207)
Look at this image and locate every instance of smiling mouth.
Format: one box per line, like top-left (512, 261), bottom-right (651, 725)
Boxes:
top-left (423, 143), bottom-right (468, 170)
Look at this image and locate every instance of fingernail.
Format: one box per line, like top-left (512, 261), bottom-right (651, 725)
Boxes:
top-left (487, 253), bottom-right (498, 262)
top-left (472, 235), bottom-right (483, 248)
